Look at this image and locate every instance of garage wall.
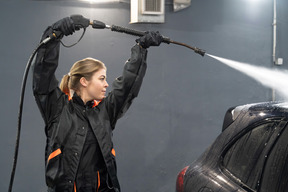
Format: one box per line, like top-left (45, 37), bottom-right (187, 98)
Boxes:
top-left (1, 0), bottom-right (285, 191)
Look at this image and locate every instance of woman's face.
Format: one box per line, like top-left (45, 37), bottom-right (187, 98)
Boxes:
top-left (85, 68), bottom-right (109, 101)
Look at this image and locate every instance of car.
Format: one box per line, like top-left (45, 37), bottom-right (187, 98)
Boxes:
top-left (176, 101), bottom-right (288, 192)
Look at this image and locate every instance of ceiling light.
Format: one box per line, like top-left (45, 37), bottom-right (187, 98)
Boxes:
top-left (80, 0), bottom-right (119, 4)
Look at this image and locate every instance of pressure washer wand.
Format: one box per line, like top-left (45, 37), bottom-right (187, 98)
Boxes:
top-left (90, 20), bottom-right (205, 57)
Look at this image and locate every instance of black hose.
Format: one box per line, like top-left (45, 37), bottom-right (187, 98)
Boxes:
top-left (8, 38), bottom-right (49, 192)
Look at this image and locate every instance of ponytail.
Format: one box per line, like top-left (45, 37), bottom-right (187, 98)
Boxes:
top-left (60, 74), bottom-right (70, 97)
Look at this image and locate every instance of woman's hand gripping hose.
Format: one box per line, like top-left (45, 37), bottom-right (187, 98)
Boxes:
top-left (42, 15), bottom-right (90, 45)
top-left (135, 31), bottom-right (163, 48)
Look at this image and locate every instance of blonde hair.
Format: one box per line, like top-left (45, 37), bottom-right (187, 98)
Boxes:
top-left (59, 57), bottom-right (106, 97)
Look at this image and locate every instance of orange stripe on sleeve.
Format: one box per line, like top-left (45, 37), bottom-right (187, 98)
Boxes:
top-left (47, 148), bottom-right (61, 162)
top-left (111, 148), bottom-right (116, 157)
top-left (97, 171), bottom-right (100, 192)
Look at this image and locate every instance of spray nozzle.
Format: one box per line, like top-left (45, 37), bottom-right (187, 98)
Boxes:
top-left (90, 20), bottom-right (107, 29)
top-left (169, 40), bottom-right (205, 57)
top-left (194, 48), bottom-right (206, 57)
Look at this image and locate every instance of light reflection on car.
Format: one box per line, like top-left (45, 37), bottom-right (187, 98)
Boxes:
top-left (176, 102), bottom-right (288, 192)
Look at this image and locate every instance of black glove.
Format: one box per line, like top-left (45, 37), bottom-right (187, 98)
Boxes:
top-left (51, 17), bottom-right (75, 36)
top-left (136, 31), bottom-right (163, 48)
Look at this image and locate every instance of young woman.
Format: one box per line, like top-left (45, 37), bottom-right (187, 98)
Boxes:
top-left (33, 17), bottom-right (162, 192)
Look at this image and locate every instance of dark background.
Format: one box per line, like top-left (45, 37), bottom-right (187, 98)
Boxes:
top-left (1, 0), bottom-right (287, 191)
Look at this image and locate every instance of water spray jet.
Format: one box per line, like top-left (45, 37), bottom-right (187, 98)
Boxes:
top-left (206, 53), bottom-right (288, 100)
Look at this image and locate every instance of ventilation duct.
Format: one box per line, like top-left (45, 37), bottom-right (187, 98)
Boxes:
top-left (130, 0), bottom-right (165, 23)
